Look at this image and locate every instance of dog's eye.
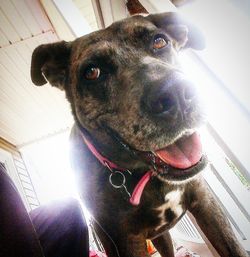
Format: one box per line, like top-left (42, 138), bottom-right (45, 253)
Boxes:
top-left (84, 66), bottom-right (100, 80)
top-left (153, 35), bottom-right (169, 50)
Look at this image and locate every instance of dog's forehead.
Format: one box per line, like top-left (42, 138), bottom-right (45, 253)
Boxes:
top-left (78, 16), bottom-right (156, 44)
top-left (108, 15), bottom-right (156, 35)
top-left (72, 15), bottom-right (156, 61)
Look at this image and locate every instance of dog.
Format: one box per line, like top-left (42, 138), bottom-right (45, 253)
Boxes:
top-left (31, 12), bottom-right (248, 257)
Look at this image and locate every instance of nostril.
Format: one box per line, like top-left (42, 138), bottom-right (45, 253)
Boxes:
top-left (151, 95), bottom-right (174, 114)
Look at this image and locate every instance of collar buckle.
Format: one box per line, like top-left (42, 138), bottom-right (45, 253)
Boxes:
top-left (104, 161), bottom-right (132, 199)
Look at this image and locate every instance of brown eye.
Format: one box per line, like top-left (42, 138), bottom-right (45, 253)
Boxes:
top-left (153, 36), bottom-right (169, 50)
top-left (84, 67), bottom-right (100, 80)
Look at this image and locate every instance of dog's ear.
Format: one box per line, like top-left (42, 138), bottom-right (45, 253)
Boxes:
top-left (147, 12), bottom-right (205, 50)
top-left (31, 41), bottom-right (72, 90)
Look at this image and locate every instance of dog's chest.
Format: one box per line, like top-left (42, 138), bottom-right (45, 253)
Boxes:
top-left (154, 190), bottom-right (185, 230)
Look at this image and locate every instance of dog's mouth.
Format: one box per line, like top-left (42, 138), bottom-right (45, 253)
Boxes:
top-left (155, 132), bottom-right (202, 169)
top-left (103, 124), bottom-right (207, 181)
top-left (138, 132), bottom-right (207, 181)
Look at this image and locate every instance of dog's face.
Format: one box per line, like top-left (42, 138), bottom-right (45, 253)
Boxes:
top-left (31, 12), bottom-right (207, 181)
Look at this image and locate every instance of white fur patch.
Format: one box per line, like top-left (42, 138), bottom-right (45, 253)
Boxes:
top-left (164, 190), bottom-right (182, 202)
top-left (154, 189), bottom-right (184, 230)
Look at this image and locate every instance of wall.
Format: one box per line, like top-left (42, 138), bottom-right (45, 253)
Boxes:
top-left (0, 137), bottom-right (39, 210)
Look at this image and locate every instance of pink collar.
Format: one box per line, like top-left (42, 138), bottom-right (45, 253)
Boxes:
top-left (80, 132), bottom-right (152, 206)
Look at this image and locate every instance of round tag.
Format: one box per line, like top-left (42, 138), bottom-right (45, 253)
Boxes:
top-left (109, 171), bottom-right (126, 189)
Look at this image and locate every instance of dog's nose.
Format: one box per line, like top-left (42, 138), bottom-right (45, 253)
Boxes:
top-left (150, 93), bottom-right (175, 114)
top-left (148, 80), bottom-right (197, 118)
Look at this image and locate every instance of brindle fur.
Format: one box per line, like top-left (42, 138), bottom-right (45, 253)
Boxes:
top-left (31, 12), bottom-right (248, 257)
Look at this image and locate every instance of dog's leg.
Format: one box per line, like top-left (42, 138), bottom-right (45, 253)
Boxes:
top-left (93, 222), bottom-right (121, 257)
top-left (152, 231), bottom-right (175, 257)
top-left (93, 222), bottom-right (151, 257)
top-left (120, 234), bottom-right (151, 257)
top-left (188, 179), bottom-right (248, 257)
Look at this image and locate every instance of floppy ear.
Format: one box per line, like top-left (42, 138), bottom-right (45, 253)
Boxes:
top-left (147, 12), bottom-right (205, 50)
top-left (30, 41), bottom-right (72, 90)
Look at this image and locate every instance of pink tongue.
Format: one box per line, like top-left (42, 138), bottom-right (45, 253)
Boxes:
top-left (155, 132), bottom-right (202, 169)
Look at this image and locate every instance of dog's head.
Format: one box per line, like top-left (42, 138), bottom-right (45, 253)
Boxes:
top-left (31, 12), bottom-right (207, 182)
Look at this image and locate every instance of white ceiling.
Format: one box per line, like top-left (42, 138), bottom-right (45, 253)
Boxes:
top-left (0, 0), bottom-right (98, 147)
top-left (73, 0), bottom-right (98, 30)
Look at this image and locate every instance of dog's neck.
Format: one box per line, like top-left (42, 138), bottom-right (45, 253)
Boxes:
top-left (76, 122), bottom-right (148, 171)
top-left (76, 123), bottom-right (153, 206)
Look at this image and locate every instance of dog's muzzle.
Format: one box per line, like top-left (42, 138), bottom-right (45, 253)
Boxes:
top-left (139, 72), bottom-right (207, 180)
top-left (146, 76), bottom-right (198, 121)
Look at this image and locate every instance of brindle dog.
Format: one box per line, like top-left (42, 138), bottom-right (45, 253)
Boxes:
top-left (31, 12), bottom-right (248, 257)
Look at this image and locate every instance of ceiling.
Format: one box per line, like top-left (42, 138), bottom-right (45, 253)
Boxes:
top-left (0, 0), bottom-right (98, 147)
